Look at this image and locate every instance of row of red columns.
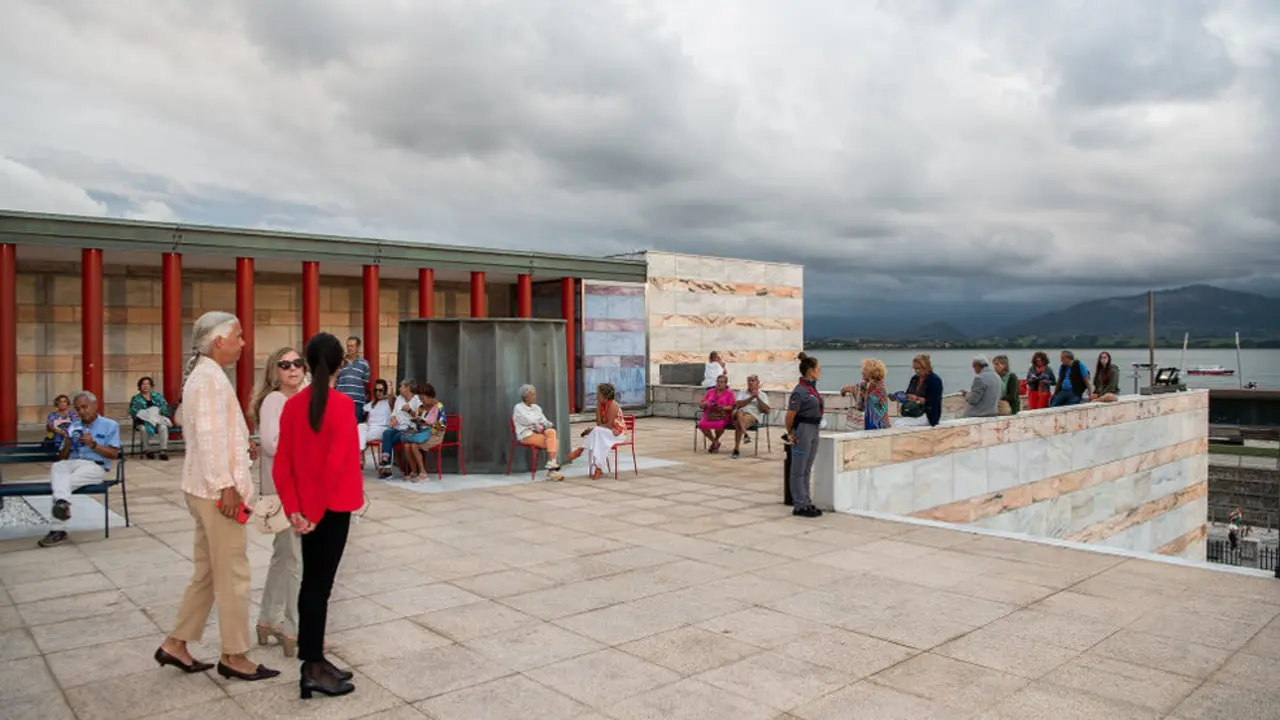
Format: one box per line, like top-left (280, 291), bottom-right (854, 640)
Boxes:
top-left (0, 246), bottom-right (577, 440)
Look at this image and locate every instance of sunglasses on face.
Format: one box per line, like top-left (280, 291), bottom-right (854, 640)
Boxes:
top-left (277, 359), bottom-right (305, 370)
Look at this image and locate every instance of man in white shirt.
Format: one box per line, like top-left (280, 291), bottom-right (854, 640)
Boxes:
top-left (731, 374), bottom-right (771, 459)
top-left (36, 391), bottom-right (121, 548)
top-left (157, 311), bottom-right (279, 682)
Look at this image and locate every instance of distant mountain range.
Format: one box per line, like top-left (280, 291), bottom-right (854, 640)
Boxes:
top-left (997, 285), bottom-right (1280, 341)
top-left (808, 285), bottom-right (1280, 348)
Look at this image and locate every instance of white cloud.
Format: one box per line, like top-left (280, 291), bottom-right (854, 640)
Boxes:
top-left (0, 0), bottom-right (1276, 308)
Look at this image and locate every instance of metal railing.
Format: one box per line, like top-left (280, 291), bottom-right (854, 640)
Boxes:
top-left (1206, 538), bottom-right (1279, 571)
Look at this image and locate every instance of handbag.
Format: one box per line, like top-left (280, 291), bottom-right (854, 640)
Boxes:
top-left (250, 495), bottom-right (293, 534)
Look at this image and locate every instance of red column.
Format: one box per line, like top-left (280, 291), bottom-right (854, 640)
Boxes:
top-left (517, 274), bottom-right (533, 318)
top-left (418, 268), bottom-right (434, 318)
top-left (161, 253), bottom-right (182, 404)
top-left (235, 257), bottom-right (255, 414)
top-left (561, 277), bottom-right (576, 413)
top-left (302, 261), bottom-right (319, 343)
top-left (0, 244), bottom-right (16, 442)
top-left (363, 264), bottom-right (380, 385)
top-left (82, 249), bottom-right (104, 403)
top-left (470, 271), bottom-right (486, 318)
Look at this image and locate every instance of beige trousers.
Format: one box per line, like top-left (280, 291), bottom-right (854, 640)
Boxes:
top-left (170, 494), bottom-right (252, 655)
top-left (258, 529), bottom-right (300, 635)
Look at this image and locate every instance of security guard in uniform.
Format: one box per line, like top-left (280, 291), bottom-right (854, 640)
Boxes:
top-left (785, 352), bottom-right (824, 518)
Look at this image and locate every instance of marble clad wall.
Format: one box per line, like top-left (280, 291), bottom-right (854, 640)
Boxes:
top-left (14, 261), bottom-right (510, 426)
top-left (813, 391), bottom-right (1210, 560)
top-left (644, 251), bottom-right (803, 391)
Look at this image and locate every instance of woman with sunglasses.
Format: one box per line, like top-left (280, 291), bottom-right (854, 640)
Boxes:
top-left (247, 347), bottom-right (307, 656)
top-left (357, 379), bottom-right (392, 467)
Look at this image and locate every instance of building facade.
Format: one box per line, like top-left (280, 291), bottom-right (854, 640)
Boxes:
top-left (0, 212), bottom-right (807, 438)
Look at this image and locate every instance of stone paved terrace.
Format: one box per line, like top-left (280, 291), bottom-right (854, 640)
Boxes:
top-left (3, 417), bottom-right (1280, 719)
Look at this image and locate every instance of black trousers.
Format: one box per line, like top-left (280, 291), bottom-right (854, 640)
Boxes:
top-left (298, 511), bottom-right (351, 662)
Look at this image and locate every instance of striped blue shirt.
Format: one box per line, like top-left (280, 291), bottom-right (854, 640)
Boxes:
top-left (336, 357), bottom-right (370, 405)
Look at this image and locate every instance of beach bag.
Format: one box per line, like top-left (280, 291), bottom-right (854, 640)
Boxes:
top-left (901, 400), bottom-right (925, 418)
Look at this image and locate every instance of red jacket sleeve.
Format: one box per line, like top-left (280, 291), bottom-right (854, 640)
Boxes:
top-left (272, 398), bottom-right (302, 518)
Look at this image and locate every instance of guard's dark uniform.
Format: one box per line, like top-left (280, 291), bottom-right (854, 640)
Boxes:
top-left (786, 379), bottom-right (824, 509)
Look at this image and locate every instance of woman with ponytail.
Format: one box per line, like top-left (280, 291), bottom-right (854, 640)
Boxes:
top-left (273, 333), bottom-right (363, 699)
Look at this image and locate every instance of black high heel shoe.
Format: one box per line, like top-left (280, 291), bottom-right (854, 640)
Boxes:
top-left (322, 659), bottom-right (354, 682)
top-left (216, 661), bottom-right (281, 681)
top-left (154, 647), bottom-right (213, 674)
top-left (300, 661), bottom-right (354, 699)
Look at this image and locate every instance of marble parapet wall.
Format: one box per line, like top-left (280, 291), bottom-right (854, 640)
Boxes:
top-left (644, 251), bottom-right (803, 389)
top-left (649, 384), bottom-right (968, 429)
top-left (811, 391), bottom-right (1210, 560)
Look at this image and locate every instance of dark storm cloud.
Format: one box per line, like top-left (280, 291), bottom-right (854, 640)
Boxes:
top-left (0, 0), bottom-right (1277, 308)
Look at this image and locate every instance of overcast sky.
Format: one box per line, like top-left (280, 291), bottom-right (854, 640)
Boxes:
top-left (1, 0), bottom-right (1277, 308)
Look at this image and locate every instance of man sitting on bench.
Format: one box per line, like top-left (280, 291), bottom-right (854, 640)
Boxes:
top-left (38, 391), bottom-right (121, 548)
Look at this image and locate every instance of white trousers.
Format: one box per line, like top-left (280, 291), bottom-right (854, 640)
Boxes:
top-left (582, 427), bottom-right (624, 471)
top-left (50, 459), bottom-right (107, 528)
top-left (357, 423), bottom-right (387, 452)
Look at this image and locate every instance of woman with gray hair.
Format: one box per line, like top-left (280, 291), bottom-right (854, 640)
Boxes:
top-left (157, 311), bottom-right (279, 682)
top-left (512, 384), bottom-right (562, 480)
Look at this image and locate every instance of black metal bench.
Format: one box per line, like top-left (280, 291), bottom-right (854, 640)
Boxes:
top-left (0, 450), bottom-right (131, 538)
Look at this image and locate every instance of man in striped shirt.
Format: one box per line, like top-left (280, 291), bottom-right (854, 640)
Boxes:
top-left (336, 335), bottom-right (371, 422)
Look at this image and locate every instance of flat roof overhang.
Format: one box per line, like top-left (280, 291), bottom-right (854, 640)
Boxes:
top-left (0, 210), bottom-right (648, 284)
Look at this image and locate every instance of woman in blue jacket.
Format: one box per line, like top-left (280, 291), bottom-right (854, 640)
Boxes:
top-left (893, 354), bottom-right (944, 427)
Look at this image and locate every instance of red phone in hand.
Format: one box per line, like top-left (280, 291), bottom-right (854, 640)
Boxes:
top-left (216, 499), bottom-right (253, 524)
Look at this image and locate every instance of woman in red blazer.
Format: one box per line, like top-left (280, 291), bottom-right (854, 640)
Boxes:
top-left (273, 332), bottom-right (364, 699)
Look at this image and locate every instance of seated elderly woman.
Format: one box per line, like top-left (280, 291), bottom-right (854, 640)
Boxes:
top-left (397, 383), bottom-right (447, 482)
top-left (697, 374), bottom-right (736, 453)
top-left (511, 385), bottom-right (563, 481)
top-left (129, 376), bottom-right (174, 460)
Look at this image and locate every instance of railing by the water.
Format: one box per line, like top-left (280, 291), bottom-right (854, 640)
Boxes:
top-left (1206, 538), bottom-right (1278, 571)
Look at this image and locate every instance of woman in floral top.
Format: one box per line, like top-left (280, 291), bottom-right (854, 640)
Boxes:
top-left (129, 376), bottom-right (174, 460)
top-left (841, 358), bottom-right (892, 430)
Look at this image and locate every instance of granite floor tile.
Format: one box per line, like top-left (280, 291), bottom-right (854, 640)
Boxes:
top-left (5, 571), bottom-right (116, 604)
top-left (30, 608), bottom-right (160, 653)
top-left (525, 648), bottom-right (680, 708)
top-left (935, 626), bottom-right (1080, 678)
top-left (1090, 629), bottom-right (1233, 679)
top-left (1240, 626), bottom-right (1280, 659)
top-left (777, 628), bottom-right (917, 678)
top-left (417, 674), bottom-right (589, 720)
top-left (16, 588), bottom-right (134, 626)
top-left (696, 650), bottom-right (852, 712)
top-left (64, 667), bottom-right (225, 720)
top-left (326, 618), bottom-right (452, 666)
top-left (324, 597), bottom-right (404, 633)
top-left (837, 604), bottom-right (976, 650)
top-left (361, 644), bottom-right (513, 702)
top-left (366, 583), bottom-right (484, 617)
top-left (0, 605), bottom-right (20, 631)
top-left (449, 568), bottom-right (562, 599)
top-left (463, 621), bottom-right (604, 672)
top-left (978, 608), bottom-right (1120, 651)
top-left (410, 599), bottom-right (539, 641)
top-left (1212, 651), bottom-right (1272, 689)
top-left (869, 652), bottom-right (1028, 716)
top-left (1026, 589), bottom-right (1147, 624)
top-left (696, 607), bottom-right (828, 649)
top-left (553, 602), bottom-right (686, 646)
top-left (973, 682), bottom-right (1160, 720)
top-left (232, 670), bottom-right (403, 720)
top-left (618, 625), bottom-right (761, 675)
top-left (1127, 608), bottom-right (1266, 651)
top-left (0, 628), bottom-right (39, 661)
top-left (1043, 653), bottom-right (1199, 714)
top-left (44, 633), bottom-right (168, 688)
top-left (792, 680), bottom-right (965, 720)
top-left (136, 697), bottom-right (253, 720)
top-left (604, 677), bottom-right (778, 720)
top-left (0, 655), bottom-right (58, 700)
top-left (1169, 681), bottom-right (1280, 720)
top-left (5, 692), bottom-right (77, 720)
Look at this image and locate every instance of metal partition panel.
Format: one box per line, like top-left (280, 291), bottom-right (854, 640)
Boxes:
top-left (396, 319), bottom-right (569, 474)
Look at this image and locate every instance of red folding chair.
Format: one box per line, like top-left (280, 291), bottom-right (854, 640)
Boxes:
top-left (506, 419), bottom-right (543, 479)
top-left (607, 414), bottom-right (638, 479)
top-left (424, 414), bottom-right (466, 480)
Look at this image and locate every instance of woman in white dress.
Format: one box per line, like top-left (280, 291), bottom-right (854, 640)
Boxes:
top-left (702, 351), bottom-right (726, 387)
top-left (247, 346), bottom-right (306, 656)
top-left (357, 379), bottom-right (392, 466)
top-left (567, 383), bottom-right (627, 480)
top-left (512, 384), bottom-right (563, 480)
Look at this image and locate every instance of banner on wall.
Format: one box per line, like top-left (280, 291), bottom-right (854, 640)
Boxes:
top-left (581, 280), bottom-right (647, 409)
